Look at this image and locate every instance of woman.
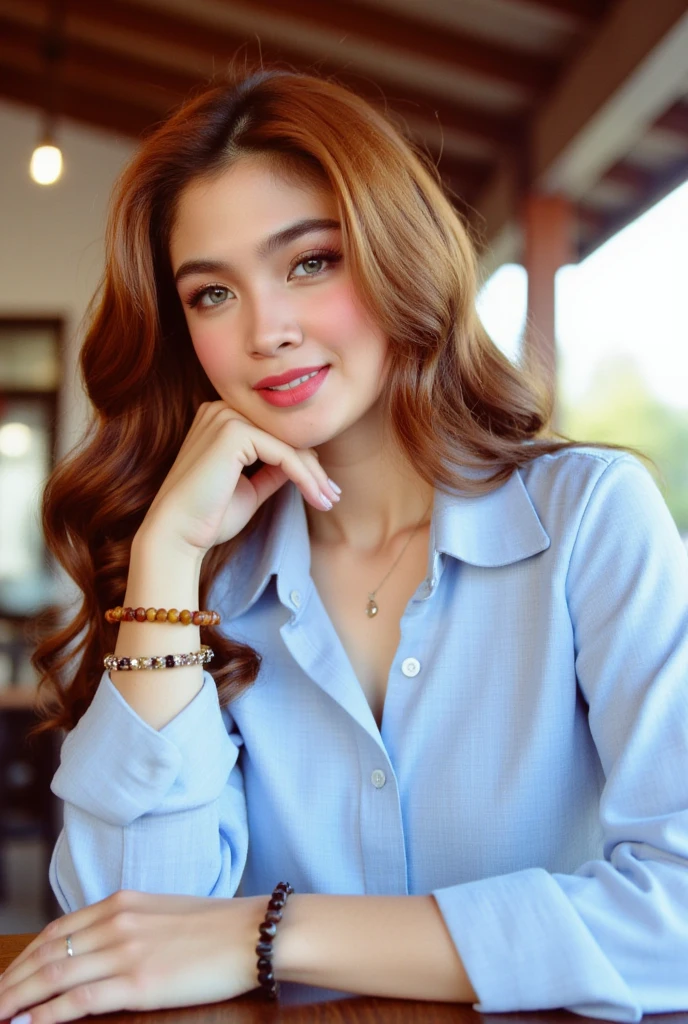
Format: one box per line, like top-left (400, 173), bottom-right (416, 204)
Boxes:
top-left (1, 65), bottom-right (686, 1024)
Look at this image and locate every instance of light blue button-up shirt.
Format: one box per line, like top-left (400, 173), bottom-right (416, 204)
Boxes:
top-left (49, 447), bottom-right (688, 1020)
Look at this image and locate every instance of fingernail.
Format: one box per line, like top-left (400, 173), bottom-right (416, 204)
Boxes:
top-left (319, 492), bottom-right (333, 510)
top-left (11, 1013), bottom-right (32, 1024)
top-left (327, 478), bottom-right (342, 495)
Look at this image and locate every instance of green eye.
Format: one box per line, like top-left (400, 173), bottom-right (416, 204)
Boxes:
top-left (187, 285), bottom-right (230, 309)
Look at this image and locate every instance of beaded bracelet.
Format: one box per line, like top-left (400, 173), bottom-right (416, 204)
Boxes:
top-left (256, 882), bottom-right (294, 1000)
top-left (104, 645), bottom-right (214, 671)
top-left (104, 606), bottom-right (221, 625)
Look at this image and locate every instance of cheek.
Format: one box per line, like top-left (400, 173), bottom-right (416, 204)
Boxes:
top-left (189, 322), bottom-right (233, 388)
top-left (314, 282), bottom-right (387, 364)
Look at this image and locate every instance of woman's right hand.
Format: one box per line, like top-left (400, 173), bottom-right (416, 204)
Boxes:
top-left (139, 401), bottom-right (340, 558)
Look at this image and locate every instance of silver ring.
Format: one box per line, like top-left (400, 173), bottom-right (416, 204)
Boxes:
top-left (65, 934), bottom-right (74, 958)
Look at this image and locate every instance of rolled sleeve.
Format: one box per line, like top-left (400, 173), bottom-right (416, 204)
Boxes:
top-left (432, 867), bottom-right (639, 1020)
top-left (433, 456), bottom-right (688, 1020)
top-left (51, 669), bottom-right (240, 825)
top-left (50, 669), bottom-right (248, 909)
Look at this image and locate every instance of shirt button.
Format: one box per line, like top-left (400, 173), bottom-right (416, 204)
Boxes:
top-left (401, 657), bottom-right (421, 677)
top-left (290, 590), bottom-right (301, 608)
top-left (371, 769), bottom-right (386, 788)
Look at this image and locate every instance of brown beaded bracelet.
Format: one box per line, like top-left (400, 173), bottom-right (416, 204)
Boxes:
top-left (256, 882), bottom-right (294, 1000)
top-left (104, 606), bottom-right (221, 626)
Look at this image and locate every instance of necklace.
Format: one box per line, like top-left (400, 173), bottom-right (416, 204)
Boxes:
top-left (365, 499), bottom-right (433, 618)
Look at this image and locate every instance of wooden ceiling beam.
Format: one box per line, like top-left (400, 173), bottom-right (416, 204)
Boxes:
top-left (533, 0), bottom-right (688, 195)
top-left (473, 0), bottom-right (688, 267)
top-left (0, 21), bottom-right (500, 190)
top-left (0, 60), bottom-right (160, 138)
top-left (0, 2), bottom-right (524, 157)
top-left (654, 101), bottom-right (688, 139)
top-left (499, 0), bottom-right (608, 24)
top-left (332, 71), bottom-right (522, 152)
top-left (577, 153), bottom-right (688, 260)
top-left (63, 0), bottom-right (545, 108)
top-left (0, 13), bottom-right (196, 108)
top-left (602, 161), bottom-right (656, 194)
top-left (207, 0), bottom-right (559, 92)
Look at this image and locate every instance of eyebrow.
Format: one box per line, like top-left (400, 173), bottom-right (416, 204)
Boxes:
top-left (173, 217), bottom-right (341, 285)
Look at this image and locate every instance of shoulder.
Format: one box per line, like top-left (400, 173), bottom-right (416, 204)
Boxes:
top-left (517, 444), bottom-right (657, 528)
top-left (517, 445), bottom-right (686, 580)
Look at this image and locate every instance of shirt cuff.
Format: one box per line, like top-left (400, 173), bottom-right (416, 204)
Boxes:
top-left (51, 669), bottom-right (240, 827)
top-left (431, 867), bottom-right (641, 1022)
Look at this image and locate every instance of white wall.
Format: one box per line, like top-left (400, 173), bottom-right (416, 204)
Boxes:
top-left (0, 100), bottom-right (136, 623)
top-left (0, 99), bottom-right (135, 460)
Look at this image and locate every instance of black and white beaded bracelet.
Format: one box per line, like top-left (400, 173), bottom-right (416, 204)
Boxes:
top-left (104, 645), bottom-right (214, 671)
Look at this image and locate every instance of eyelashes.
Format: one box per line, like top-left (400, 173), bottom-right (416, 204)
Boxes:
top-left (184, 247), bottom-right (343, 311)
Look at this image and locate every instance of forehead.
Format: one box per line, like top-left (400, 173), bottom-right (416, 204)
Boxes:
top-left (169, 157), bottom-right (339, 260)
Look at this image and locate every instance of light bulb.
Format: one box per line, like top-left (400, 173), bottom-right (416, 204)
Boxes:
top-left (29, 143), bottom-right (63, 185)
top-left (0, 422), bottom-right (33, 457)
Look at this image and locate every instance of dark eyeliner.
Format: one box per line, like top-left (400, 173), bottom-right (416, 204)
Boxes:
top-left (185, 247), bottom-right (342, 310)
top-left (186, 284), bottom-right (227, 310)
top-left (288, 247), bottom-right (342, 275)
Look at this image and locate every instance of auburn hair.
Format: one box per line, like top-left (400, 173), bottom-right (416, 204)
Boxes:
top-left (30, 63), bottom-right (649, 735)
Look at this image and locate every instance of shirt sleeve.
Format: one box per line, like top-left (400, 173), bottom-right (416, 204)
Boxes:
top-left (431, 454), bottom-right (688, 1022)
top-left (49, 669), bottom-right (248, 912)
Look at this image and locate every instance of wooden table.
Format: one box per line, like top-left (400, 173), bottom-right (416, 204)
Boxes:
top-left (3, 934), bottom-right (688, 1024)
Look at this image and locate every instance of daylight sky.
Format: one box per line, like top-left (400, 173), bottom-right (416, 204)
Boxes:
top-left (477, 178), bottom-right (688, 411)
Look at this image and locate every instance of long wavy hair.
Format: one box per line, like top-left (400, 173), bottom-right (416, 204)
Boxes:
top-left (31, 63), bottom-right (650, 735)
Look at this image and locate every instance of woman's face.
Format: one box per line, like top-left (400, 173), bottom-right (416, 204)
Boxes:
top-left (169, 156), bottom-right (390, 451)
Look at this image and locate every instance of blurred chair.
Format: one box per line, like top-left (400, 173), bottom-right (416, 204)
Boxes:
top-left (0, 691), bottom-right (62, 921)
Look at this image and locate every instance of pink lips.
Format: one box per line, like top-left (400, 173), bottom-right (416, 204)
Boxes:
top-left (253, 365), bottom-right (326, 389)
top-left (256, 365), bottom-right (330, 407)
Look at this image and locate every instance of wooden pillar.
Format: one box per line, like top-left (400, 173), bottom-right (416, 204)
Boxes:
top-left (523, 194), bottom-right (575, 431)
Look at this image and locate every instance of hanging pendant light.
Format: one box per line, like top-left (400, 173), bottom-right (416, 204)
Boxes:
top-left (29, 0), bottom-right (66, 186)
top-left (30, 116), bottom-right (63, 185)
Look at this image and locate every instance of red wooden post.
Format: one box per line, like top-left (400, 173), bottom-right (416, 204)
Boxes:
top-left (523, 193), bottom-right (575, 431)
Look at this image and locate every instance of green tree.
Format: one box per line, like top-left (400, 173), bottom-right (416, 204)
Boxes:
top-left (558, 354), bottom-right (688, 536)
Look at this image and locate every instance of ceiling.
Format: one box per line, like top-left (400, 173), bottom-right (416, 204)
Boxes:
top-left (0, 0), bottom-right (687, 269)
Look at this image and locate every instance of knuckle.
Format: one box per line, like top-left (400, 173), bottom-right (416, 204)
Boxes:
top-left (37, 940), bottom-right (56, 964)
top-left (43, 918), bottom-right (60, 938)
top-left (73, 982), bottom-right (98, 1009)
top-left (112, 910), bottom-right (136, 934)
top-left (111, 888), bottom-right (136, 908)
top-left (41, 960), bottom-right (64, 984)
top-left (121, 937), bottom-right (143, 960)
top-left (219, 414), bottom-right (241, 436)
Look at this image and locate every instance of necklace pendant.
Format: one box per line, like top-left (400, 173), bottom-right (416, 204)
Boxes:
top-left (365, 595), bottom-right (379, 618)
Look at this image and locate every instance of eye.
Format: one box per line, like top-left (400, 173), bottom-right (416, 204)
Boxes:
top-left (186, 285), bottom-right (230, 310)
top-left (289, 248), bottom-right (342, 279)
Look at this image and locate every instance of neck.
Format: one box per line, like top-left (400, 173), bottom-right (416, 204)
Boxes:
top-left (305, 410), bottom-right (434, 551)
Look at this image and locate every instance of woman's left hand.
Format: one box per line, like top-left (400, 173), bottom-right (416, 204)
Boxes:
top-left (0, 889), bottom-right (268, 1024)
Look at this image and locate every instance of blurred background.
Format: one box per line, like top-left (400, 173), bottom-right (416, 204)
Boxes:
top-left (0, 0), bottom-right (686, 931)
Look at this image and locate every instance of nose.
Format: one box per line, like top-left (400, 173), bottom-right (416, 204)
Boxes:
top-left (247, 295), bottom-right (304, 357)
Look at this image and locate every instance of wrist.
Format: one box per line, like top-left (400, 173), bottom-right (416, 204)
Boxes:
top-left (134, 517), bottom-right (206, 570)
top-left (238, 896), bottom-right (272, 995)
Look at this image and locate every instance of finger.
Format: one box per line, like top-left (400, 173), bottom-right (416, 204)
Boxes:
top-left (0, 892), bottom-right (150, 985)
top-left (0, 909), bottom-right (97, 982)
top-left (247, 463), bottom-right (290, 510)
top-left (297, 450), bottom-right (341, 503)
top-left (13, 975), bottom-right (136, 1024)
top-left (278, 448), bottom-right (335, 510)
top-left (0, 925), bottom-right (100, 997)
top-left (0, 947), bottom-right (123, 1023)
top-left (229, 424), bottom-right (332, 511)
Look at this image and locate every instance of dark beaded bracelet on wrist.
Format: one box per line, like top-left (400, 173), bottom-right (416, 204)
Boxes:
top-left (256, 881), bottom-right (294, 1000)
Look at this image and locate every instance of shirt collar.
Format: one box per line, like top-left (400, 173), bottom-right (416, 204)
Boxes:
top-left (212, 467), bottom-right (551, 622)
